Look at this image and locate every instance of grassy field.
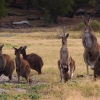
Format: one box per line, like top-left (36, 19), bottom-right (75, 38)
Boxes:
top-left (0, 28), bottom-right (100, 100)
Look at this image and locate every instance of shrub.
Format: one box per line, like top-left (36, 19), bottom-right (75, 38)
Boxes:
top-left (40, 14), bottom-right (53, 27)
top-left (43, 14), bottom-right (53, 24)
top-left (75, 20), bottom-right (100, 32)
top-left (91, 20), bottom-right (100, 31)
top-left (77, 22), bottom-right (84, 31)
top-left (0, 0), bottom-right (6, 18)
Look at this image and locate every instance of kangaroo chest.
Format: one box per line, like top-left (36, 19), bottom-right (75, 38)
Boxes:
top-left (60, 46), bottom-right (68, 65)
top-left (15, 57), bottom-right (21, 73)
top-left (61, 52), bottom-right (68, 64)
top-left (15, 58), bottom-right (21, 67)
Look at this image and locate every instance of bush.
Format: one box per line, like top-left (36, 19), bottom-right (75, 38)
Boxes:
top-left (77, 22), bottom-right (84, 30)
top-left (43, 14), bottom-right (53, 24)
top-left (91, 20), bottom-right (100, 31)
top-left (40, 14), bottom-right (53, 27)
top-left (75, 20), bottom-right (100, 32)
top-left (0, 0), bottom-right (6, 18)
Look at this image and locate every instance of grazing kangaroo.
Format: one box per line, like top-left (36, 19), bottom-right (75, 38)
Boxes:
top-left (13, 46), bottom-right (32, 84)
top-left (0, 44), bottom-right (15, 82)
top-left (20, 46), bottom-right (43, 74)
top-left (58, 31), bottom-right (75, 82)
top-left (82, 15), bottom-right (100, 75)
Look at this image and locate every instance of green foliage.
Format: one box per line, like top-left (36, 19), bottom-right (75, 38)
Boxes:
top-left (0, 94), bottom-right (12, 100)
top-left (75, 20), bottom-right (100, 32)
top-left (89, 0), bottom-right (97, 7)
top-left (43, 14), bottom-right (53, 23)
top-left (73, 0), bottom-right (98, 5)
top-left (39, 0), bottom-right (74, 16)
top-left (91, 20), bottom-right (100, 31)
top-left (28, 93), bottom-right (40, 99)
top-left (0, 93), bottom-right (39, 100)
top-left (73, 0), bottom-right (89, 4)
top-left (5, 0), bottom-right (10, 6)
top-left (77, 22), bottom-right (84, 30)
top-left (0, 0), bottom-right (6, 18)
top-left (14, 93), bottom-right (40, 100)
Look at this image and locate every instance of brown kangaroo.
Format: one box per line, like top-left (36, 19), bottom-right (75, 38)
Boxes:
top-left (0, 44), bottom-right (15, 82)
top-left (82, 15), bottom-right (100, 75)
top-left (58, 33), bottom-right (75, 82)
top-left (94, 57), bottom-right (100, 81)
top-left (20, 46), bottom-right (43, 74)
top-left (13, 46), bottom-right (32, 84)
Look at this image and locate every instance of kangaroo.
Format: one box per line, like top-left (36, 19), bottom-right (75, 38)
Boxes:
top-left (20, 46), bottom-right (43, 74)
top-left (13, 46), bottom-right (32, 84)
top-left (82, 15), bottom-right (100, 75)
top-left (58, 32), bottom-right (75, 82)
top-left (0, 44), bottom-right (15, 82)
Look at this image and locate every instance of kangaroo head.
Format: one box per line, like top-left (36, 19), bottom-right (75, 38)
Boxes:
top-left (13, 46), bottom-right (23, 56)
top-left (20, 46), bottom-right (27, 55)
top-left (83, 15), bottom-right (91, 26)
top-left (61, 34), bottom-right (69, 45)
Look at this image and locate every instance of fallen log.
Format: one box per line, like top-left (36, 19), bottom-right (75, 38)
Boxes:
top-left (13, 21), bottom-right (30, 25)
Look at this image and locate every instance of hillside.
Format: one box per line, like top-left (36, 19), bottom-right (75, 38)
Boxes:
top-left (0, 8), bottom-right (100, 31)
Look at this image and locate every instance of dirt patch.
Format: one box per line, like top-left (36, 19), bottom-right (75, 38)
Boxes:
top-left (0, 74), bottom-right (47, 94)
top-left (0, 74), bottom-right (46, 85)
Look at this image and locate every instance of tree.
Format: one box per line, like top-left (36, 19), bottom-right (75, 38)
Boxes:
top-left (0, 0), bottom-right (6, 18)
top-left (71, 0), bottom-right (99, 17)
top-left (73, 0), bottom-right (89, 4)
top-left (38, 0), bottom-right (74, 23)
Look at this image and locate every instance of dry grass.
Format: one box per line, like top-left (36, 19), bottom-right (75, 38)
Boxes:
top-left (0, 28), bottom-right (100, 100)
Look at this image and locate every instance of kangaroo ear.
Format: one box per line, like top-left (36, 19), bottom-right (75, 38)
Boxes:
top-left (23, 46), bottom-right (27, 49)
top-left (66, 34), bottom-right (69, 38)
top-left (19, 46), bottom-right (23, 51)
top-left (13, 46), bottom-right (17, 50)
top-left (0, 44), bottom-right (4, 48)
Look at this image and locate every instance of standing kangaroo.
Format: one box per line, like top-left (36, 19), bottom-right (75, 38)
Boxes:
top-left (82, 15), bottom-right (100, 75)
top-left (13, 46), bottom-right (32, 84)
top-left (0, 44), bottom-right (15, 82)
top-left (58, 31), bottom-right (75, 82)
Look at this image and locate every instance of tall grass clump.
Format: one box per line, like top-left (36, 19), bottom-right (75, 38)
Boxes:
top-left (75, 20), bottom-right (100, 32)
